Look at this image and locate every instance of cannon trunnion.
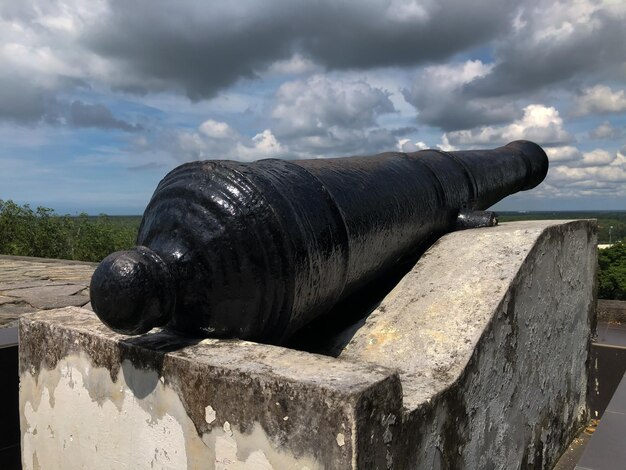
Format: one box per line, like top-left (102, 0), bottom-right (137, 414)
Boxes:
top-left (90, 140), bottom-right (548, 341)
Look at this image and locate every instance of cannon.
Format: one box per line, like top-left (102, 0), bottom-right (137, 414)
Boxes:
top-left (90, 140), bottom-right (548, 341)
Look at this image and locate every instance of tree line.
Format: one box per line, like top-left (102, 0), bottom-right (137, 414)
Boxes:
top-left (0, 200), bottom-right (136, 263)
top-left (0, 199), bottom-right (624, 300)
top-left (598, 242), bottom-right (626, 301)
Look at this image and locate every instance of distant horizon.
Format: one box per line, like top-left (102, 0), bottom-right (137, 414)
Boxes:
top-left (5, 201), bottom-right (624, 217)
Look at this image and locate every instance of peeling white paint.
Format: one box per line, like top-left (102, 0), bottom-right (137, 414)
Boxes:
top-left (20, 354), bottom-right (322, 470)
top-left (336, 433), bottom-right (345, 447)
top-left (21, 355), bottom-right (189, 470)
top-left (205, 405), bottom-right (216, 424)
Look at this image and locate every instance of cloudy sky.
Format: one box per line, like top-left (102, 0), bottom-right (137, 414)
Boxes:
top-left (1, 0), bottom-right (625, 214)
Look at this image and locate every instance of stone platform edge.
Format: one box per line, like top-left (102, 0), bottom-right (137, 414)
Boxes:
top-left (339, 219), bottom-right (597, 468)
top-left (19, 307), bottom-right (402, 469)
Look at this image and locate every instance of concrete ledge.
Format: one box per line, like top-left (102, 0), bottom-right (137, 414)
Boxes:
top-left (19, 220), bottom-right (596, 469)
top-left (341, 220), bottom-right (596, 468)
top-left (19, 308), bottom-right (402, 469)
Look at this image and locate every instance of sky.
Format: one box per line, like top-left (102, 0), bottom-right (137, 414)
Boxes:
top-left (0, 0), bottom-right (625, 214)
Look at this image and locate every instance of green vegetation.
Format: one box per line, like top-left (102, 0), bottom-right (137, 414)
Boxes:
top-left (499, 211), bottom-right (626, 300)
top-left (498, 211), bottom-right (626, 245)
top-left (0, 200), bottom-right (138, 262)
top-left (598, 242), bottom-right (626, 301)
top-left (1, 200), bottom-right (625, 300)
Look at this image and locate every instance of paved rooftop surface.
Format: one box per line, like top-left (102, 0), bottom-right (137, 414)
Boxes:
top-left (596, 320), bottom-right (626, 348)
top-left (0, 255), bottom-right (95, 328)
top-left (576, 371), bottom-right (626, 470)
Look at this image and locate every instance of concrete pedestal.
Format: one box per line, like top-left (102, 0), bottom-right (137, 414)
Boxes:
top-left (19, 220), bottom-right (596, 469)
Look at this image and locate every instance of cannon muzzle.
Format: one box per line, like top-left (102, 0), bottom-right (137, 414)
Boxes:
top-left (90, 140), bottom-right (548, 341)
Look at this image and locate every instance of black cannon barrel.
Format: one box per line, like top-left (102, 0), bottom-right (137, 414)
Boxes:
top-left (90, 140), bottom-right (548, 341)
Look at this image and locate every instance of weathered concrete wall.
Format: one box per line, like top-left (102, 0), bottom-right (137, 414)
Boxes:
top-left (341, 220), bottom-right (596, 468)
top-left (19, 308), bottom-right (402, 469)
top-left (597, 299), bottom-right (626, 323)
top-left (19, 220), bottom-right (596, 469)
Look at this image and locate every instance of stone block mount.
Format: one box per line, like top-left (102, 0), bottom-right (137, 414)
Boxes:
top-left (19, 220), bottom-right (596, 469)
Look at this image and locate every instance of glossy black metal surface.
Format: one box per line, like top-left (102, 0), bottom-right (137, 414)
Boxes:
top-left (455, 209), bottom-right (498, 230)
top-left (90, 140), bottom-right (548, 341)
top-left (90, 246), bottom-right (175, 335)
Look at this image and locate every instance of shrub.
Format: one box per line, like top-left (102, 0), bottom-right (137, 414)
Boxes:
top-left (598, 242), bottom-right (626, 300)
top-left (0, 200), bottom-right (137, 262)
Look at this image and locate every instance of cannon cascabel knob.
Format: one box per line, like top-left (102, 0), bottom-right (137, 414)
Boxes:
top-left (89, 246), bottom-right (175, 335)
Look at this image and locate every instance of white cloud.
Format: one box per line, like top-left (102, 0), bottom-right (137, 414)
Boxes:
top-left (551, 165), bottom-right (626, 183)
top-left (0, 0), bottom-right (111, 83)
top-left (530, 145), bottom-right (625, 202)
top-left (130, 119), bottom-right (289, 164)
top-left (236, 130), bottom-right (286, 160)
top-left (384, 0), bottom-right (431, 23)
top-left (423, 60), bottom-right (493, 89)
top-left (589, 120), bottom-right (623, 139)
top-left (272, 75), bottom-right (395, 135)
top-left (199, 119), bottom-right (236, 139)
top-left (176, 123), bottom-right (287, 162)
top-left (574, 85), bottom-right (626, 116)
top-left (464, 0), bottom-right (626, 98)
top-left (403, 60), bottom-right (518, 131)
top-left (545, 145), bottom-right (581, 163)
top-left (397, 139), bottom-right (427, 152)
top-left (443, 104), bottom-right (572, 147)
top-left (548, 146), bottom-right (624, 169)
top-left (610, 147), bottom-right (626, 166)
top-left (578, 149), bottom-right (614, 167)
top-left (263, 54), bottom-right (321, 76)
top-left (269, 75), bottom-right (397, 156)
top-left (540, 144), bottom-right (626, 199)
